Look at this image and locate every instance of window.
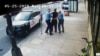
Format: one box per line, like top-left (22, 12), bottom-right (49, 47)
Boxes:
top-left (94, 2), bottom-right (100, 53)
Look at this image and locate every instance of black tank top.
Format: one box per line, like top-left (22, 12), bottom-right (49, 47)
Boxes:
top-left (52, 12), bottom-right (58, 19)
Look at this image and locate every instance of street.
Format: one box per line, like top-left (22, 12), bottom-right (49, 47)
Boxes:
top-left (0, 1), bottom-right (87, 56)
top-left (0, 1), bottom-right (62, 56)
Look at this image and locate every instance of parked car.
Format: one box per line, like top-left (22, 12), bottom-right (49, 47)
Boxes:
top-left (62, 1), bottom-right (69, 10)
top-left (6, 11), bottom-right (41, 36)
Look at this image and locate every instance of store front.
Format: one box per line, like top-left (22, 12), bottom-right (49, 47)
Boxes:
top-left (88, 0), bottom-right (100, 55)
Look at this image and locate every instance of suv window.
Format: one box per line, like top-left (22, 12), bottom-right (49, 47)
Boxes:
top-left (14, 12), bottom-right (31, 21)
top-left (31, 11), bottom-right (40, 17)
top-left (63, 2), bottom-right (68, 5)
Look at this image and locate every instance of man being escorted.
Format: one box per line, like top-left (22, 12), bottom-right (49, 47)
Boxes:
top-left (51, 9), bottom-right (58, 33)
top-left (45, 9), bottom-right (53, 35)
top-left (58, 11), bottom-right (64, 33)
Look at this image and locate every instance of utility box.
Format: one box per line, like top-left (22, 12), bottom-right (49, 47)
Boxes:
top-left (64, 11), bottom-right (70, 16)
top-left (68, 0), bottom-right (78, 12)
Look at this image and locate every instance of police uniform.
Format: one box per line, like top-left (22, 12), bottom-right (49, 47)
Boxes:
top-left (58, 12), bottom-right (64, 33)
top-left (45, 11), bottom-right (53, 35)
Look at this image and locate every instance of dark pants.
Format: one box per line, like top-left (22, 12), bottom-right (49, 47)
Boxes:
top-left (58, 19), bottom-right (64, 33)
top-left (52, 20), bottom-right (57, 32)
top-left (45, 20), bottom-right (52, 34)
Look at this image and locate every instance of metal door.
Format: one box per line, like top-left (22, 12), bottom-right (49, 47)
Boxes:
top-left (68, 0), bottom-right (78, 12)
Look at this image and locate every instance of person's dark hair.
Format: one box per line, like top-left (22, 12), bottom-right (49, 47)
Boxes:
top-left (54, 9), bottom-right (56, 12)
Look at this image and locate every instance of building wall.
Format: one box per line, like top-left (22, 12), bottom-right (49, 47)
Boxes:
top-left (87, 0), bottom-right (100, 56)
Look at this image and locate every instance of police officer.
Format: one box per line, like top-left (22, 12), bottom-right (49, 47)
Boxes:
top-left (45, 9), bottom-right (53, 35)
top-left (51, 9), bottom-right (58, 32)
top-left (58, 11), bottom-right (64, 33)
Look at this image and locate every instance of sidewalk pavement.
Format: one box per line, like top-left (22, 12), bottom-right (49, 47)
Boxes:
top-left (4, 2), bottom-right (88, 56)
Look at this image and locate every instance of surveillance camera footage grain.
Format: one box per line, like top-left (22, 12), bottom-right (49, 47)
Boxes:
top-left (0, 0), bottom-right (100, 56)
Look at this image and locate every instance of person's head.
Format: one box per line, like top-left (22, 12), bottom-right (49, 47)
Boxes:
top-left (54, 9), bottom-right (56, 12)
top-left (59, 10), bottom-right (61, 13)
top-left (48, 9), bottom-right (50, 12)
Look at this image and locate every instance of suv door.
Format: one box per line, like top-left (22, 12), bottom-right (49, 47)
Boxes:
top-left (29, 11), bottom-right (40, 28)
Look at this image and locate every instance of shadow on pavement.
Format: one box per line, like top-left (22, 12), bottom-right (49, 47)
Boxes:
top-left (0, 36), bottom-right (11, 56)
top-left (16, 24), bottom-right (41, 44)
top-left (0, 24), bottom-right (40, 56)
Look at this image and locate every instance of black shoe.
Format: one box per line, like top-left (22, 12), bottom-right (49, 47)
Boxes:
top-left (62, 31), bottom-right (64, 33)
top-left (50, 33), bottom-right (53, 35)
top-left (55, 31), bottom-right (57, 33)
top-left (59, 32), bottom-right (61, 34)
top-left (0, 49), bottom-right (2, 51)
top-left (45, 31), bottom-right (48, 33)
